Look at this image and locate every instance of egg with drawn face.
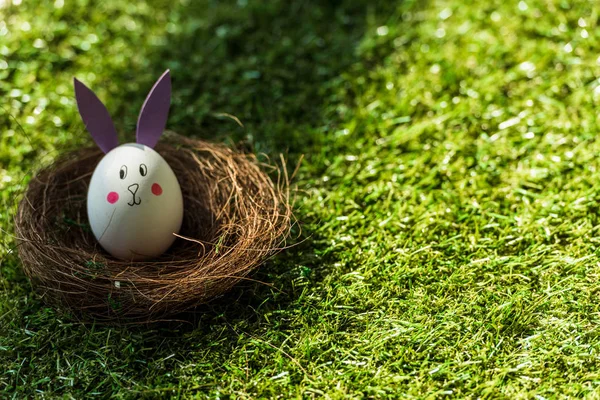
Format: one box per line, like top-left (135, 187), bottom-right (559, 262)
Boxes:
top-left (74, 70), bottom-right (184, 260)
top-left (87, 144), bottom-right (183, 260)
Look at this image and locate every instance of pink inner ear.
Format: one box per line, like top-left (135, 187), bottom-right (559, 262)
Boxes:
top-left (107, 192), bottom-right (119, 204)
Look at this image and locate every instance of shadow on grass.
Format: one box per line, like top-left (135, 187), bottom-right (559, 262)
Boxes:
top-left (142, 0), bottom-right (395, 328)
top-left (31, 0), bottom-right (397, 325)
top-left (2, 0), bottom-right (408, 394)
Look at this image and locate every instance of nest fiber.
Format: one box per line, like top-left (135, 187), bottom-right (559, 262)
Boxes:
top-left (15, 134), bottom-right (292, 322)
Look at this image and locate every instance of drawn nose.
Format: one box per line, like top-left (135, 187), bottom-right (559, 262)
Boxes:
top-left (128, 183), bottom-right (139, 195)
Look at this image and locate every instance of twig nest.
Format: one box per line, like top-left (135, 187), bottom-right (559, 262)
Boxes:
top-left (15, 133), bottom-right (292, 322)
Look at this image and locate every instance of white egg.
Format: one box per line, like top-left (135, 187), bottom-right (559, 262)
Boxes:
top-left (87, 143), bottom-right (183, 260)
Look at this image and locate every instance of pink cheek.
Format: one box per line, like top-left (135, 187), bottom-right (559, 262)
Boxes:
top-left (107, 191), bottom-right (119, 204)
top-left (151, 183), bottom-right (163, 196)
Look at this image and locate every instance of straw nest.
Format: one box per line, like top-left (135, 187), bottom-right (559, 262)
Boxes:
top-left (15, 133), bottom-right (293, 323)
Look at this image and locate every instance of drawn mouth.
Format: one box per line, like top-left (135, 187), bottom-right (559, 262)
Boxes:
top-left (128, 197), bottom-right (141, 207)
top-left (127, 183), bottom-right (142, 207)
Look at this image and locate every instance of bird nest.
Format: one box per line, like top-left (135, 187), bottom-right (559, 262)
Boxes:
top-left (15, 133), bottom-right (293, 323)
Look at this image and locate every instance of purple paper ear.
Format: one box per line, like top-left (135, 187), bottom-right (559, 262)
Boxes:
top-left (136, 70), bottom-right (171, 148)
top-left (74, 78), bottom-right (119, 154)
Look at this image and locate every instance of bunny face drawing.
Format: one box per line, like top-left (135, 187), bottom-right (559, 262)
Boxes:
top-left (75, 70), bottom-right (184, 261)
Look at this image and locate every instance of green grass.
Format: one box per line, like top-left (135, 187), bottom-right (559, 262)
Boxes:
top-left (2, 0), bottom-right (600, 397)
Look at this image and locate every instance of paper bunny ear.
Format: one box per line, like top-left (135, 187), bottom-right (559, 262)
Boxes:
top-left (136, 70), bottom-right (171, 148)
top-left (74, 78), bottom-right (119, 154)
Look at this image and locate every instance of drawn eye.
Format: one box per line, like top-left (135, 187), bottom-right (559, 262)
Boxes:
top-left (119, 165), bottom-right (127, 180)
top-left (139, 163), bottom-right (147, 177)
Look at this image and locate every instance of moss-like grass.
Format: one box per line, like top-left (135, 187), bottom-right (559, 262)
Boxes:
top-left (3, 0), bottom-right (600, 397)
